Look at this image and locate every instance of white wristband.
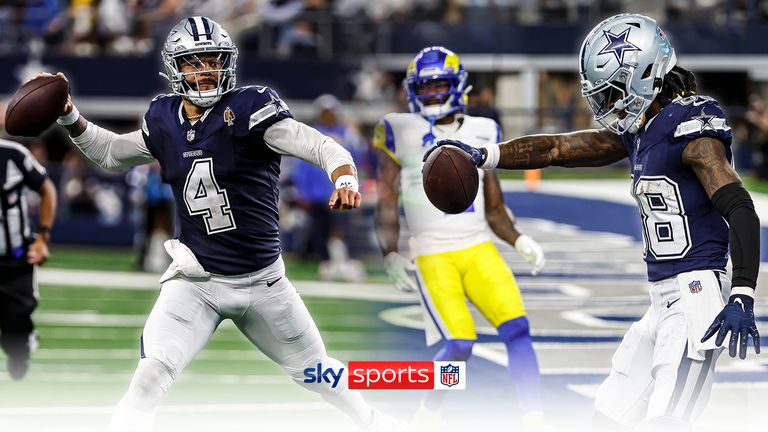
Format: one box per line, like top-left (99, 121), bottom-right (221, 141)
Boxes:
top-left (335, 174), bottom-right (358, 192)
top-left (480, 143), bottom-right (500, 169)
top-left (731, 286), bottom-right (755, 298)
top-left (57, 105), bottom-right (80, 126)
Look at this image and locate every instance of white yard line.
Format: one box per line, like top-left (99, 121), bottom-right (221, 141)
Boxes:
top-left (0, 371), bottom-right (293, 384)
top-left (38, 268), bottom-right (416, 302)
top-left (0, 402), bottom-right (332, 416)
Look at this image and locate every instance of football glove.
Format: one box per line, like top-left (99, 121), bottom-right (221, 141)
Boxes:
top-left (514, 234), bottom-right (545, 276)
top-left (423, 139), bottom-right (485, 166)
top-left (701, 288), bottom-right (761, 359)
top-left (384, 252), bottom-right (418, 292)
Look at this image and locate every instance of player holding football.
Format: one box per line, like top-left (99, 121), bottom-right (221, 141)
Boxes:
top-left (375, 46), bottom-right (546, 427)
top-left (428, 14), bottom-right (761, 430)
top-left (46, 16), bottom-right (400, 432)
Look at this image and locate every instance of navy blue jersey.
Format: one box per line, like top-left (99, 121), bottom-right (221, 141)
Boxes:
top-left (141, 86), bottom-right (292, 275)
top-left (621, 95), bottom-right (733, 282)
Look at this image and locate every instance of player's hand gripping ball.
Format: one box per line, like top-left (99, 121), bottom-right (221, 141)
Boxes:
top-left (422, 142), bottom-right (480, 214)
top-left (5, 73), bottom-right (69, 136)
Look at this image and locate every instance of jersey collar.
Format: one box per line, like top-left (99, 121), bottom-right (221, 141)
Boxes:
top-left (178, 100), bottom-right (214, 125)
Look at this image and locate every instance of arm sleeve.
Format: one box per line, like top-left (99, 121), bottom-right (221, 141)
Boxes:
top-left (711, 182), bottom-right (761, 289)
top-left (70, 121), bottom-right (156, 171)
top-left (263, 117), bottom-right (354, 180)
top-left (14, 145), bottom-right (47, 190)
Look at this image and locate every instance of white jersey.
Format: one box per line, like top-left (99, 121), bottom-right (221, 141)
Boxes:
top-left (374, 112), bottom-right (501, 256)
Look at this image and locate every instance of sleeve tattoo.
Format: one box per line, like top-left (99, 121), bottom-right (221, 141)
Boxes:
top-left (497, 129), bottom-right (627, 169)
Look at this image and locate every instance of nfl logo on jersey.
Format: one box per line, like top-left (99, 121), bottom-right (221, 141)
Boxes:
top-left (689, 280), bottom-right (703, 293)
top-left (440, 364), bottom-right (460, 387)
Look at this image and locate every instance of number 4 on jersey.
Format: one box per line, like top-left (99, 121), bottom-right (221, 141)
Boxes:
top-left (184, 158), bottom-right (237, 234)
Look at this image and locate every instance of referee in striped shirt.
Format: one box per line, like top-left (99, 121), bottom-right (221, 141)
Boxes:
top-left (0, 138), bottom-right (56, 380)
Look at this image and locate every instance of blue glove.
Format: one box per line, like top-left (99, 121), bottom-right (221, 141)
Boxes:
top-left (423, 139), bottom-right (485, 166)
top-left (701, 292), bottom-right (761, 359)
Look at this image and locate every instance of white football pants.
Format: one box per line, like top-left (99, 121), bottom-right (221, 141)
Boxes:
top-left (108, 256), bottom-right (372, 431)
top-left (594, 269), bottom-right (729, 427)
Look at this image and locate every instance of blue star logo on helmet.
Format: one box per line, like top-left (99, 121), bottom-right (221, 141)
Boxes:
top-left (598, 28), bottom-right (641, 65)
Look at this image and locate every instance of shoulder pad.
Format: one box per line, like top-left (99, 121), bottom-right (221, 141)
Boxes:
top-left (373, 115), bottom-right (399, 164)
top-left (234, 86), bottom-right (292, 131)
top-left (670, 96), bottom-right (731, 140)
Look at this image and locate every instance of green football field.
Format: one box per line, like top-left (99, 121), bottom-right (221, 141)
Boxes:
top-left (0, 251), bottom-right (417, 432)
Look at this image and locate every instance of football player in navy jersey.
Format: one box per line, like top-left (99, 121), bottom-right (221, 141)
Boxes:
top-left (46, 16), bottom-right (401, 432)
top-left (428, 13), bottom-right (761, 430)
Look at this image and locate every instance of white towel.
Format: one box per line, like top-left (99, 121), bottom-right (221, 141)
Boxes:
top-left (159, 239), bottom-right (210, 284)
top-left (676, 270), bottom-right (728, 361)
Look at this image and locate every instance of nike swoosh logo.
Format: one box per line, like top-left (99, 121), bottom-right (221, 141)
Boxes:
top-left (667, 298), bottom-right (681, 308)
top-left (266, 276), bottom-right (282, 287)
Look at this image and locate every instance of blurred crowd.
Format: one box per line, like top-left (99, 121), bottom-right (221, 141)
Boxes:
top-left (2, 0), bottom-right (768, 57)
top-left (738, 94), bottom-right (768, 180)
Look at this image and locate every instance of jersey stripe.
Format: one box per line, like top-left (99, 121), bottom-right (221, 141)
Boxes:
top-left (248, 104), bottom-right (278, 130)
top-left (674, 118), bottom-right (730, 138)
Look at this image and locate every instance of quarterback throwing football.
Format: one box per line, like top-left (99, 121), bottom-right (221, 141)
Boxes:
top-left (48, 16), bottom-right (397, 432)
top-left (429, 14), bottom-right (761, 430)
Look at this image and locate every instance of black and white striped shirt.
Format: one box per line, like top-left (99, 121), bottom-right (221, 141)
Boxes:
top-left (0, 140), bottom-right (47, 261)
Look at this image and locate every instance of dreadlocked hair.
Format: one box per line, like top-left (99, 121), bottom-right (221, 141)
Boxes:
top-left (657, 65), bottom-right (698, 107)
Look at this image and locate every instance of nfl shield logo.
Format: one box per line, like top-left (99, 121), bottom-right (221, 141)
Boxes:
top-left (440, 364), bottom-right (460, 387)
top-left (186, 129), bottom-right (195, 142)
top-left (689, 280), bottom-right (702, 293)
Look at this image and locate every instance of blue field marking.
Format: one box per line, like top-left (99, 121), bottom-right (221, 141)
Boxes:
top-left (517, 272), bottom-right (645, 280)
top-left (505, 191), bottom-right (768, 262)
top-left (596, 314), bottom-right (768, 323)
top-left (505, 191), bottom-right (643, 240)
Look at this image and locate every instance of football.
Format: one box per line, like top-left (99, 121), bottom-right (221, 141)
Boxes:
top-left (4, 75), bottom-right (69, 137)
top-left (422, 145), bottom-right (480, 214)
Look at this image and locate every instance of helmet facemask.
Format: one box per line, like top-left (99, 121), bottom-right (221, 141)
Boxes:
top-left (405, 73), bottom-right (468, 120)
top-left (160, 17), bottom-right (239, 108)
top-left (163, 49), bottom-right (237, 107)
top-left (403, 46), bottom-right (470, 121)
top-left (582, 66), bottom-right (650, 134)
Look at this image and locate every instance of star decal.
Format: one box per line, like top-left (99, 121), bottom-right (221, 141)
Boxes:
top-left (598, 28), bottom-right (641, 65)
top-left (267, 92), bottom-right (286, 116)
top-left (691, 108), bottom-right (716, 130)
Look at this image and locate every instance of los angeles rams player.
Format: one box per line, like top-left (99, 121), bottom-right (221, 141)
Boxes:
top-left (47, 16), bottom-right (399, 432)
top-left (429, 14), bottom-right (761, 430)
top-left (374, 46), bottom-right (546, 427)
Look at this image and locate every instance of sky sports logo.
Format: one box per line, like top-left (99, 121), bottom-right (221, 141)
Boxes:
top-left (303, 361), bottom-right (466, 390)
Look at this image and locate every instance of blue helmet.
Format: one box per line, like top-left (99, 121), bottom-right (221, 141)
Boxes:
top-left (403, 46), bottom-right (469, 120)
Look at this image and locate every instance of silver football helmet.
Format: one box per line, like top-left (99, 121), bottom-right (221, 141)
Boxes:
top-left (160, 17), bottom-right (238, 107)
top-left (579, 14), bottom-right (677, 134)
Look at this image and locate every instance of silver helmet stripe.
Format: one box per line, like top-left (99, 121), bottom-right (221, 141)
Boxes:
top-left (198, 16), bottom-right (212, 40)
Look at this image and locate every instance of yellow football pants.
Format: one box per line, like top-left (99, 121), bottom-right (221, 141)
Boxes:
top-left (415, 241), bottom-right (526, 340)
